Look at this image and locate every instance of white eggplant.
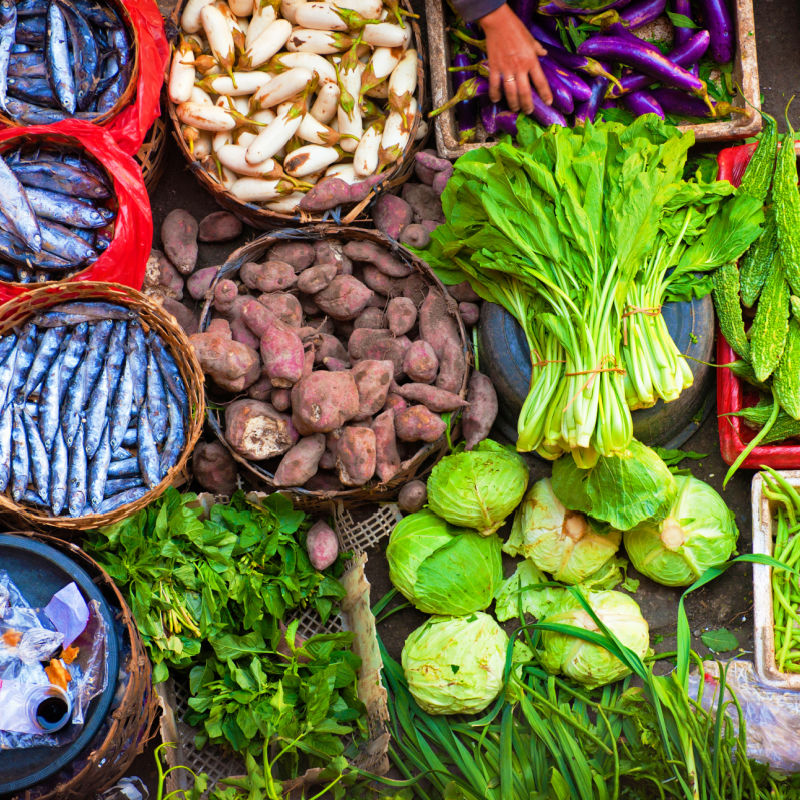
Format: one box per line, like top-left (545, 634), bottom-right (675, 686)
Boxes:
top-left (177, 101), bottom-right (237, 131)
top-left (362, 22), bottom-right (406, 47)
top-left (228, 0), bottom-right (254, 15)
top-left (200, 5), bottom-right (235, 73)
top-left (204, 72), bottom-right (272, 96)
top-left (337, 61), bottom-right (364, 152)
top-left (281, 0), bottom-right (306, 23)
top-left (246, 101), bottom-right (305, 163)
top-left (324, 162), bottom-right (358, 183)
top-left (213, 129), bottom-right (233, 151)
top-left (236, 130), bottom-right (257, 145)
top-left (251, 108), bottom-right (277, 125)
top-left (168, 43), bottom-right (195, 104)
top-left (182, 125), bottom-right (213, 158)
top-left (365, 81), bottom-right (388, 98)
top-left (309, 80), bottom-right (340, 123)
top-left (285, 28), bottom-right (352, 54)
top-left (190, 85), bottom-right (214, 106)
top-left (219, 165), bottom-right (238, 189)
top-left (272, 51), bottom-right (337, 84)
top-left (181, 0), bottom-right (215, 33)
top-left (284, 145), bottom-right (339, 177)
top-left (298, 113), bottom-right (339, 145)
top-left (229, 95), bottom-right (251, 115)
top-left (246, 3), bottom-right (277, 47)
top-left (388, 49), bottom-right (417, 112)
top-left (294, 2), bottom-right (348, 30)
top-left (331, 0), bottom-right (382, 18)
top-left (230, 178), bottom-right (291, 201)
top-left (250, 67), bottom-right (313, 109)
top-left (266, 192), bottom-right (305, 212)
top-left (242, 18), bottom-right (293, 68)
top-left (217, 144), bottom-right (280, 177)
top-left (362, 46), bottom-right (400, 88)
top-left (414, 118), bottom-right (428, 140)
top-left (353, 119), bottom-right (383, 176)
top-left (379, 96), bottom-right (416, 163)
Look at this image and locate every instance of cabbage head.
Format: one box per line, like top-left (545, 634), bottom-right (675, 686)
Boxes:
top-left (427, 439), bottom-right (529, 535)
top-left (402, 613), bottom-right (508, 714)
top-left (387, 510), bottom-right (502, 615)
top-left (623, 475), bottom-right (739, 586)
top-left (538, 591), bottom-right (649, 688)
top-left (504, 478), bottom-right (621, 584)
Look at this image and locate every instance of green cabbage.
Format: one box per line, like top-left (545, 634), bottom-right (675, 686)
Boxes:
top-left (538, 591), bottom-right (650, 689)
top-left (387, 510), bottom-right (502, 615)
top-left (504, 478), bottom-right (621, 583)
top-left (402, 613), bottom-right (508, 715)
top-left (427, 440), bottom-right (529, 535)
top-left (623, 476), bottom-right (739, 586)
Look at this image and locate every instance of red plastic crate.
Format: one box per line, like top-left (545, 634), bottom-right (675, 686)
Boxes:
top-left (716, 142), bottom-right (800, 467)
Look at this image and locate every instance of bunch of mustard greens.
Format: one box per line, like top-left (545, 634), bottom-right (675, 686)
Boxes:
top-left (423, 116), bottom-right (763, 466)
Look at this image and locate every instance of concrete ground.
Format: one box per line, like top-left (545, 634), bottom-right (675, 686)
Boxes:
top-left (124, 0), bottom-right (800, 794)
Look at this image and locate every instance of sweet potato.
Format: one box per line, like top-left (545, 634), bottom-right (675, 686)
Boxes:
top-left (310, 332), bottom-right (349, 365)
top-left (268, 241), bottom-right (315, 271)
top-left (297, 263), bottom-right (337, 294)
top-left (373, 194), bottom-right (413, 240)
top-left (348, 329), bottom-right (410, 374)
top-left (257, 292), bottom-right (303, 328)
top-left (459, 302), bottom-right (480, 326)
top-left (306, 519), bottom-right (339, 569)
top-left (432, 168), bottom-right (452, 196)
top-left (291, 371), bottom-right (360, 433)
top-left (386, 297), bottom-right (417, 336)
top-left (225, 296), bottom-right (260, 349)
top-left (463, 371), bottom-right (498, 450)
top-left (305, 317), bottom-right (335, 335)
top-left (353, 359), bottom-right (394, 418)
top-left (144, 249), bottom-right (184, 300)
top-left (323, 356), bottom-right (349, 371)
top-left (403, 340), bottom-right (438, 384)
top-left (348, 328), bottom-right (392, 360)
top-left (419, 289), bottom-right (465, 394)
top-left (313, 275), bottom-right (373, 320)
top-left (354, 308), bottom-right (386, 329)
top-left (160, 298), bottom-right (199, 336)
top-left (383, 393), bottom-right (407, 414)
top-left (393, 382), bottom-right (466, 412)
top-left (448, 280), bottom-right (480, 303)
top-left (187, 266), bottom-right (220, 301)
top-left (213, 279), bottom-right (239, 313)
top-left (401, 183), bottom-right (445, 224)
top-left (343, 240), bottom-right (412, 278)
top-left (402, 273), bottom-right (428, 306)
top-left (319, 447), bottom-right (336, 470)
top-left (414, 150), bottom-right (444, 185)
top-left (398, 480), bottom-right (427, 513)
top-left (314, 240), bottom-right (352, 275)
top-left (299, 294), bottom-right (320, 316)
top-left (271, 387), bottom-right (291, 411)
top-left (190, 320), bottom-right (261, 392)
top-left (302, 348), bottom-right (315, 378)
top-left (298, 175), bottom-right (382, 211)
top-left (258, 314), bottom-right (305, 387)
top-left (241, 260), bottom-right (297, 292)
top-left (421, 220), bottom-right (439, 234)
top-left (247, 375), bottom-right (273, 401)
top-left (161, 208), bottom-right (198, 275)
top-left (361, 265), bottom-right (402, 297)
top-left (416, 151), bottom-right (452, 174)
top-left (193, 441), bottom-right (238, 496)
top-left (198, 210), bottom-right (242, 242)
top-left (395, 405), bottom-right (446, 443)
top-left (225, 399), bottom-right (298, 460)
top-left (399, 224), bottom-right (431, 249)
top-left (372, 409), bottom-right (400, 483)
top-left (336, 426), bottom-right (376, 486)
top-left (273, 434), bottom-right (326, 487)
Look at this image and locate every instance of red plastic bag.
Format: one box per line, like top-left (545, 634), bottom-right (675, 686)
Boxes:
top-left (0, 121), bottom-right (152, 305)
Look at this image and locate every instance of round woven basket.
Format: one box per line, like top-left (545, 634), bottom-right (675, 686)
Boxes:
top-left (166, 0), bottom-right (427, 229)
top-left (0, 0), bottom-right (139, 129)
top-left (200, 226), bottom-right (470, 512)
top-left (0, 282), bottom-right (205, 531)
top-left (136, 113), bottom-right (169, 193)
top-left (7, 531), bottom-right (158, 800)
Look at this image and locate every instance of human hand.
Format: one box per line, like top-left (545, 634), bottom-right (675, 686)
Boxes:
top-left (478, 4), bottom-right (552, 114)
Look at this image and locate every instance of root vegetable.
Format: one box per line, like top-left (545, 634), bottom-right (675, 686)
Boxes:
top-left (258, 314), bottom-right (305, 387)
top-left (348, 327), bottom-right (392, 360)
top-left (361, 265), bottom-right (402, 297)
top-left (421, 220), bottom-right (439, 234)
top-left (313, 275), bottom-right (373, 320)
top-left (447, 280), bottom-right (480, 303)
top-left (310, 333), bottom-right (349, 365)
top-left (241, 259), bottom-right (297, 292)
top-left (401, 183), bottom-right (444, 224)
top-left (463, 371), bottom-right (498, 450)
top-left (187, 266), bottom-right (220, 300)
top-left (459, 301), bottom-right (480, 326)
top-left (161, 298), bottom-right (200, 336)
top-left (383, 393), bottom-right (407, 414)
top-left (314, 240), bottom-right (349, 272)
top-left (297, 262), bottom-right (337, 294)
top-left (257, 292), bottom-right (303, 328)
top-left (305, 317), bottom-right (336, 334)
top-left (399, 223), bottom-right (430, 249)
top-left (271, 387), bottom-right (292, 411)
top-left (353, 359), bottom-right (394, 417)
top-left (398, 480), bottom-right (427, 512)
top-left (432, 170), bottom-right (451, 196)
top-left (306, 520), bottom-right (339, 569)
top-left (193, 441), bottom-right (238, 496)
top-left (403, 340), bottom-right (438, 383)
top-left (319, 447), bottom-right (336, 470)
top-left (273, 434), bottom-right (326, 486)
top-left (419, 289), bottom-right (465, 394)
top-left (402, 273), bottom-right (428, 306)
top-left (386, 296), bottom-right (417, 336)
top-left (269, 241), bottom-right (316, 270)
top-left (354, 308), bottom-right (386, 329)
top-left (247, 375), bottom-right (273, 401)
top-left (190, 320), bottom-right (261, 392)
top-left (161, 209), bottom-right (199, 275)
top-left (415, 150), bottom-right (451, 175)
top-left (323, 357), bottom-right (349, 371)
top-left (214, 278), bottom-right (239, 313)
top-left (144, 249), bottom-right (184, 300)
top-left (395, 405), bottom-right (446, 443)
top-left (298, 174), bottom-right (383, 211)
top-left (372, 409), bottom-right (400, 483)
top-left (336, 426), bottom-right (376, 486)
top-left (198, 211), bottom-right (243, 242)
top-left (343, 240), bottom-right (411, 278)
top-left (393, 382), bottom-right (466, 412)
top-left (225, 399), bottom-right (298, 460)
top-left (373, 194), bottom-right (413, 239)
top-left (291, 371), bottom-right (360, 432)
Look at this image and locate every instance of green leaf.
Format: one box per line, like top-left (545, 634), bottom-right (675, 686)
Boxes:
top-left (666, 11), bottom-right (699, 28)
top-left (700, 628), bottom-right (739, 653)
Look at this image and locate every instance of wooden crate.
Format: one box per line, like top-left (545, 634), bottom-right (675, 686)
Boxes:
top-left (426, 0), bottom-right (761, 159)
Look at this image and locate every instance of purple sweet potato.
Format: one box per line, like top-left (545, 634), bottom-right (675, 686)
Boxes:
top-left (354, 307), bottom-right (386, 329)
top-left (373, 195), bottom-right (413, 240)
top-left (448, 280), bottom-right (480, 303)
top-left (343, 240), bottom-right (412, 278)
top-left (225, 399), bottom-right (298, 460)
top-left (419, 289), bottom-right (465, 394)
top-left (247, 375), bottom-right (273, 401)
top-left (271, 387), bottom-right (292, 412)
top-left (297, 263), bottom-right (337, 294)
top-left (401, 183), bottom-right (445, 224)
top-left (193, 441), bottom-right (238, 496)
top-left (416, 150), bottom-right (452, 174)
top-left (198, 210), bottom-right (243, 242)
top-left (348, 328), bottom-right (392, 360)
top-left (187, 266), bottom-right (220, 300)
top-left (268, 241), bottom-right (315, 271)
top-left (225, 296), bottom-right (260, 349)
top-left (273, 434), bottom-right (326, 487)
top-left (459, 301), bottom-right (480, 326)
top-left (463, 371), bottom-right (498, 450)
top-left (421, 220), bottom-right (439, 234)
top-left (160, 298), bottom-right (199, 336)
top-left (161, 208), bottom-right (198, 274)
top-left (319, 447), bottom-right (336, 470)
top-left (314, 240), bottom-right (351, 274)
top-left (403, 340), bottom-right (438, 384)
top-left (189, 319), bottom-right (260, 392)
top-left (386, 296), bottom-right (417, 336)
top-left (432, 169), bottom-right (452, 196)
top-left (213, 279), bottom-right (239, 313)
top-left (313, 275), bottom-right (373, 320)
top-left (402, 273), bottom-right (428, 306)
top-left (299, 294), bottom-right (320, 316)
top-left (323, 356), bottom-right (349, 371)
top-left (310, 332), bottom-right (349, 365)
top-left (241, 260), bottom-right (297, 292)
top-left (398, 480), bottom-right (427, 513)
top-left (399, 224), bottom-right (431, 249)
top-left (336, 426), bottom-right (376, 486)
top-left (258, 315), bottom-right (305, 387)
top-left (395, 405), bottom-right (446, 443)
top-left (291, 371), bottom-right (360, 433)
top-left (353, 359), bottom-right (394, 417)
top-left (361, 265), bottom-right (402, 297)
top-left (144, 249), bottom-right (184, 300)
top-left (372, 409), bottom-right (400, 483)
top-left (383, 393), bottom-right (408, 414)
top-left (257, 292), bottom-right (303, 328)
top-left (306, 519), bottom-right (339, 569)
top-left (299, 175), bottom-right (384, 212)
top-left (305, 317), bottom-right (335, 335)
top-left (393, 382), bottom-right (466, 412)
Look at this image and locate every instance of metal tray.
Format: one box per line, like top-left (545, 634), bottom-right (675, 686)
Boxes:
top-left (751, 471), bottom-right (800, 691)
top-left (426, 0), bottom-right (761, 160)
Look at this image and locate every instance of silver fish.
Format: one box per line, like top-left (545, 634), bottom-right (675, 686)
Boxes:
top-left (67, 422), bottom-right (87, 516)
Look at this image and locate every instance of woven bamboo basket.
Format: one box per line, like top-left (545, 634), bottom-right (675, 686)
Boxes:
top-left (136, 113), bottom-right (169, 193)
top-left (0, 282), bottom-right (205, 531)
top-left (199, 227), bottom-right (470, 513)
top-left (165, 0), bottom-right (426, 228)
top-left (0, 0), bottom-right (139, 129)
top-left (8, 531), bottom-right (159, 800)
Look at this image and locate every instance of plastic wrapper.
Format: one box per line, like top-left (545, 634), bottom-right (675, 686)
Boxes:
top-left (0, 571), bottom-right (108, 750)
top-left (0, 121), bottom-right (152, 304)
top-left (689, 660), bottom-right (800, 773)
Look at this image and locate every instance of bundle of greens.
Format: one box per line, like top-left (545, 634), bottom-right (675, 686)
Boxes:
top-left (422, 116), bottom-right (763, 466)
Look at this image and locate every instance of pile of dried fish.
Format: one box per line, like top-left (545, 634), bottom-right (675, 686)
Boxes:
top-left (0, 0), bottom-right (134, 124)
top-left (0, 301), bottom-right (189, 518)
top-left (0, 144), bottom-right (116, 283)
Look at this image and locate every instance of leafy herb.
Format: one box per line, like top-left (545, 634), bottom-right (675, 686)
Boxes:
top-left (700, 628), bottom-right (740, 653)
top-left (653, 446), bottom-right (707, 470)
top-left (666, 11), bottom-right (699, 28)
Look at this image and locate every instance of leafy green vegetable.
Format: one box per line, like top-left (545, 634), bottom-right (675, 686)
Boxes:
top-left (700, 628), bottom-right (740, 653)
top-left (653, 446), bottom-right (707, 470)
top-left (494, 560), bottom-right (563, 622)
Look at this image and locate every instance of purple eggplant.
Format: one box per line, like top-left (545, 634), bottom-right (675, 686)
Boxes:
top-left (539, 59), bottom-right (575, 113)
top-left (618, 0), bottom-right (667, 28)
top-left (672, 0), bottom-right (693, 46)
top-left (650, 87), bottom-right (734, 117)
top-left (623, 89), bottom-right (665, 118)
top-left (480, 100), bottom-right (500, 136)
top-left (430, 76), bottom-right (488, 117)
top-left (528, 90), bottom-right (568, 126)
top-left (604, 21), bottom-right (662, 53)
top-left (698, 0), bottom-right (733, 63)
top-left (510, 0), bottom-right (537, 21)
top-left (496, 110), bottom-right (519, 135)
top-left (540, 56), bottom-right (592, 101)
top-left (452, 52), bottom-right (478, 141)
top-left (607, 29), bottom-right (710, 96)
top-left (575, 76), bottom-right (610, 123)
top-left (539, 0), bottom-right (632, 15)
